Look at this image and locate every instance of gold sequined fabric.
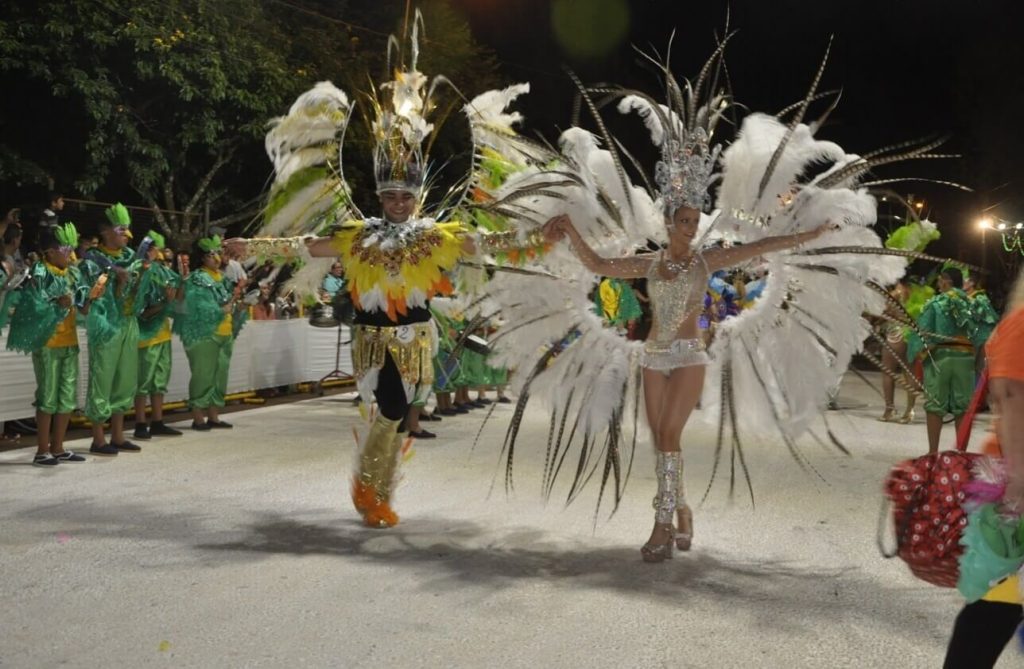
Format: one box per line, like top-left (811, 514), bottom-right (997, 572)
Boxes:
top-left (352, 323), bottom-right (435, 387)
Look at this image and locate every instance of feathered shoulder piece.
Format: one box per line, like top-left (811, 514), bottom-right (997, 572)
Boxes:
top-left (264, 81), bottom-right (357, 238)
top-left (5, 262), bottom-right (69, 353)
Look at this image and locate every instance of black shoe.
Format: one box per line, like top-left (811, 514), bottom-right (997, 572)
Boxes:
top-left (208, 420), bottom-right (233, 429)
top-left (150, 421), bottom-right (183, 437)
top-left (476, 398), bottom-right (493, 405)
top-left (469, 400), bottom-right (487, 408)
top-left (438, 408), bottom-right (458, 416)
top-left (134, 424), bottom-right (152, 440)
top-left (453, 404), bottom-right (471, 414)
top-left (423, 412), bottom-right (442, 422)
top-left (191, 421), bottom-right (212, 431)
top-left (113, 441), bottom-right (142, 453)
top-left (409, 429), bottom-right (436, 439)
top-left (54, 450), bottom-right (86, 462)
top-left (33, 453), bottom-right (59, 467)
top-left (89, 443), bottom-right (118, 457)
top-left (496, 396), bottom-right (512, 404)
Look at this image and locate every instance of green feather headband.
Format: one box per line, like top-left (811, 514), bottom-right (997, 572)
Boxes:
top-left (105, 202), bottom-right (131, 228)
top-left (940, 260), bottom-right (970, 280)
top-left (54, 222), bottom-right (79, 249)
top-left (198, 235), bottom-right (222, 253)
top-left (147, 230), bottom-right (166, 249)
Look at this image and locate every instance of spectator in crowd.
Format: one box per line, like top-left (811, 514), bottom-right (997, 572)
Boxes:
top-left (39, 192), bottom-right (64, 230)
top-left (2, 222), bottom-right (25, 274)
top-left (221, 243), bottom-right (248, 285)
top-left (75, 234), bottom-right (98, 261)
top-left (1, 207), bottom-right (20, 240)
top-left (322, 262), bottom-right (345, 299)
top-left (251, 283), bottom-right (276, 320)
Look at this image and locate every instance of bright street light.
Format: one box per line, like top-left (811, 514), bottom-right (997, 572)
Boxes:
top-left (978, 217), bottom-right (993, 229)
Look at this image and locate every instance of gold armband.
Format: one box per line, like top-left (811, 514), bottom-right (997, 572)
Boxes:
top-left (244, 237), bottom-right (313, 265)
top-left (476, 228), bottom-right (546, 255)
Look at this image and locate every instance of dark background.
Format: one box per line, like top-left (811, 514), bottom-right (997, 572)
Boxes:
top-left (449, 0), bottom-right (1024, 288)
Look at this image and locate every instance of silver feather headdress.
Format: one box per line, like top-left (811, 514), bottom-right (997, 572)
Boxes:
top-left (655, 126), bottom-right (722, 212)
top-left (617, 36), bottom-right (733, 214)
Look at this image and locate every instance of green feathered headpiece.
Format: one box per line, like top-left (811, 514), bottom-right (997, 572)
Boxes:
top-left (147, 230), bottom-right (166, 249)
top-left (885, 219), bottom-right (940, 253)
top-left (54, 222), bottom-right (79, 249)
top-left (941, 260), bottom-right (970, 280)
top-left (105, 202), bottom-right (131, 228)
top-left (198, 235), bottom-right (222, 253)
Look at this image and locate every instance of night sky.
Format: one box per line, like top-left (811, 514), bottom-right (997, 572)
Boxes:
top-left (449, 0), bottom-right (1024, 280)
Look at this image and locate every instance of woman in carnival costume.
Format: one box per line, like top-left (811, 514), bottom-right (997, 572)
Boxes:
top-left (461, 42), bottom-right (962, 561)
top-left (133, 231), bottom-right (184, 439)
top-left (79, 204), bottom-right (146, 456)
top-left (227, 14), bottom-right (546, 528)
top-left (173, 235), bottom-right (247, 431)
top-left (6, 224), bottom-right (103, 465)
top-left (945, 269), bottom-right (1024, 668)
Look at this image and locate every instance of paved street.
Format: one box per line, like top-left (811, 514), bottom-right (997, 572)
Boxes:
top-left (0, 373), bottom-right (1009, 668)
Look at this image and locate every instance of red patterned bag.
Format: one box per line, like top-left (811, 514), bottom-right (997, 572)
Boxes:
top-left (879, 371), bottom-right (989, 587)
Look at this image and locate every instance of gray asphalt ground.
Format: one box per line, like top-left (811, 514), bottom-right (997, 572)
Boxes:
top-left (1, 372), bottom-right (1014, 668)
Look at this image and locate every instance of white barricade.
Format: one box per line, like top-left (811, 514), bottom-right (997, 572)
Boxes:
top-left (0, 320), bottom-right (352, 421)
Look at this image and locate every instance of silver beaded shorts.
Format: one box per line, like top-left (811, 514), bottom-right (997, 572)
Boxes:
top-left (642, 338), bottom-right (710, 373)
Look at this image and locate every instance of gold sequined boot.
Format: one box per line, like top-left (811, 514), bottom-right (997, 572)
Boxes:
top-left (352, 414), bottom-right (402, 528)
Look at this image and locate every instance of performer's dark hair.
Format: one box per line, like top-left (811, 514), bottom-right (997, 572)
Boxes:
top-left (37, 226), bottom-right (63, 251)
top-left (942, 267), bottom-right (964, 289)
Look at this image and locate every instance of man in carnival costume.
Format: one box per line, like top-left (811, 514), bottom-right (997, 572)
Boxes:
top-left (80, 203), bottom-right (145, 456)
top-left (133, 230), bottom-right (184, 439)
top-left (228, 14), bottom-right (545, 528)
top-left (907, 264), bottom-right (997, 453)
top-left (6, 223), bottom-right (103, 465)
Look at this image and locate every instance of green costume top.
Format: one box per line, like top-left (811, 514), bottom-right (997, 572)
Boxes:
top-left (80, 246), bottom-right (142, 347)
top-left (5, 261), bottom-right (84, 353)
top-left (136, 262), bottom-right (181, 341)
top-left (967, 290), bottom-right (1000, 347)
top-left (593, 277), bottom-right (642, 327)
top-left (907, 288), bottom-right (991, 362)
top-left (173, 268), bottom-right (247, 348)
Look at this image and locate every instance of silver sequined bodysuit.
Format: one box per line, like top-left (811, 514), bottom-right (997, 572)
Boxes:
top-left (643, 251), bottom-right (711, 371)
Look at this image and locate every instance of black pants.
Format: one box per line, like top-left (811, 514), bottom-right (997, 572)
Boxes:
top-left (374, 353), bottom-right (410, 429)
top-left (944, 599), bottom-right (1023, 668)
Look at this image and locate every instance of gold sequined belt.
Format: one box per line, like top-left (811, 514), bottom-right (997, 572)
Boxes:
top-left (351, 323), bottom-right (435, 387)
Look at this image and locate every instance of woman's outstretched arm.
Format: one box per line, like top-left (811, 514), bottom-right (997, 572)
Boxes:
top-left (701, 222), bottom-right (837, 273)
top-left (543, 214), bottom-right (653, 279)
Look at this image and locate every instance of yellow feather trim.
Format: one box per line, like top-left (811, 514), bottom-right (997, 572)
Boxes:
top-left (330, 220), bottom-right (465, 321)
